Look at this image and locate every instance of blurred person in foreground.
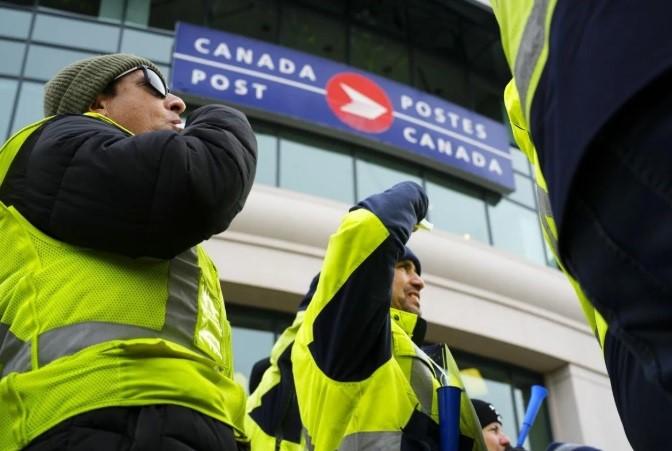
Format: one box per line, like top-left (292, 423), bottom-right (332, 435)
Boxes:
top-left (0, 53), bottom-right (256, 450)
top-left (491, 2), bottom-right (672, 448)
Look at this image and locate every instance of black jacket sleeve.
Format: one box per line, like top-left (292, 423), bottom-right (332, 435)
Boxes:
top-left (9, 104), bottom-right (257, 259)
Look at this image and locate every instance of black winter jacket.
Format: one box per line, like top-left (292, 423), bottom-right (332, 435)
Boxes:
top-left (0, 104), bottom-right (257, 259)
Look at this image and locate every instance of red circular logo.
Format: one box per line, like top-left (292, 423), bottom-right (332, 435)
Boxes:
top-left (325, 72), bottom-right (394, 134)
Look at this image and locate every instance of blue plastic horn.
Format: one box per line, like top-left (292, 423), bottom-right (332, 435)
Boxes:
top-left (438, 386), bottom-right (462, 451)
top-left (516, 385), bottom-right (549, 447)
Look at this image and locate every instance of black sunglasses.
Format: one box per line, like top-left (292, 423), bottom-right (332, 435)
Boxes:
top-left (113, 64), bottom-right (168, 98)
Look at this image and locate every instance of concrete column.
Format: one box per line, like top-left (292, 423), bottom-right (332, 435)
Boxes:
top-left (546, 364), bottom-right (631, 451)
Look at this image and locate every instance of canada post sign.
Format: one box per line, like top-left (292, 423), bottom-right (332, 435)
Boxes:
top-left (172, 22), bottom-right (514, 192)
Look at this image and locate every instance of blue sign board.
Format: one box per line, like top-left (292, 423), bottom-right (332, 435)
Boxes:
top-left (171, 22), bottom-right (514, 192)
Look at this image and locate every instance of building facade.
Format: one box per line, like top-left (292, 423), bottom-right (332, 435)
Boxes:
top-left (0, 0), bottom-right (629, 449)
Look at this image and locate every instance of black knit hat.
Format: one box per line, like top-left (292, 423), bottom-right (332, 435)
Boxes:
top-left (399, 246), bottom-right (422, 276)
top-left (472, 399), bottom-right (503, 427)
top-left (43, 53), bottom-right (165, 116)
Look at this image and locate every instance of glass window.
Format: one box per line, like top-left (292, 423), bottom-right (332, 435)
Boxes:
top-left (13, 81), bottom-right (45, 134)
top-left (511, 147), bottom-right (530, 175)
top-left (32, 14), bottom-right (119, 52)
top-left (279, 4), bottom-right (347, 62)
top-left (407, 2), bottom-right (461, 59)
top-left (209, 0), bottom-right (278, 44)
top-left (506, 173), bottom-right (535, 208)
top-left (294, 0), bottom-right (345, 15)
top-left (355, 154), bottom-right (421, 201)
top-left (228, 304), bottom-right (294, 394)
top-left (124, 0), bottom-right (150, 26)
top-left (0, 7), bottom-right (32, 39)
top-left (0, 40), bottom-right (25, 77)
top-left (24, 45), bottom-right (95, 81)
top-left (146, 0), bottom-right (205, 31)
top-left (350, 27), bottom-right (409, 84)
top-left (425, 175), bottom-right (489, 243)
top-left (120, 29), bottom-right (173, 64)
top-left (470, 73), bottom-right (506, 122)
top-left (488, 198), bottom-right (546, 265)
top-left (3, 0), bottom-right (34, 5)
top-left (0, 79), bottom-right (19, 141)
top-left (231, 326), bottom-right (275, 395)
top-left (38, 0), bottom-right (101, 16)
top-left (279, 134), bottom-right (354, 204)
top-left (98, 0), bottom-right (124, 23)
top-left (350, 0), bottom-right (407, 37)
top-left (414, 50), bottom-right (469, 107)
top-left (462, 23), bottom-right (511, 87)
top-left (457, 351), bottom-right (553, 451)
top-left (254, 131), bottom-right (278, 186)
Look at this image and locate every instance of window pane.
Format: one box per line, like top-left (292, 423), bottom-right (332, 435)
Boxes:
top-left (38, 0), bottom-right (101, 17)
top-left (124, 0), bottom-right (150, 26)
top-left (120, 28), bottom-right (174, 64)
top-left (255, 132), bottom-right (278, 186)
top-left (279, 135), bottom-right (354, 204)
top-left (488, 198), bottom-right (546, 264)
top-left (0, 79), bottom-right (19, 141)
top-left (210, 0), bottom-right (278, 44)
top-left (350, 0), bottom-right (407, 37)
top-left (231, 326), bottom-right (274, 395)
top-left (279, 5), bottom-right (346, 62)
top-left (470, 74), bottom-right (505, 122)
top-left (25, 46), bottom-right (95, 81)
top-left (355, 154), bottom-right (421, 201)
top-left (32, 14), bottom-right (119, 52)
top-left (511, 147), bottom-right (530, 175)
top-left (3, 0), bottom-right (34, 6)
top-left (507, 173), bottom-right (535, 208)
top-left (146, 0), bottom-right (205, 31)
top-left (457, 352), bottom-right (552, 449)
top-left (414, 50), bottom-right (469, 107)
top-left (98, 0), bottom-right (124, 23)
top-left (425, 175), bottom-right (489, 243)
top-left (0, 7), bottom-right (32, 39)
top-left (407, 2), bottom-right (460, 54)
top-left (13, 81), bottom-right (45, 133)
top-left (350, 27), bottom-right (409, 84)
top-left (0, 40), bottom-right (25, 77)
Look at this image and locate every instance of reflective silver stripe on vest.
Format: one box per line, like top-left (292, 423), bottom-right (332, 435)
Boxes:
top-left (514, 0), bottom-right (551, 112)
top-left (535, 183), bottom-right (559, 255)
top-left (2, 248), bottom-right (203, 377)
top-left (0, 323), bottom-right (31, 377)
top-left (303, 428), bottom-right (314, 451)
top-left (339, 431), bottom-right (403, 450)
top-left (411, 344), bottom-right (441, 417)
top-left (410, 355), bottom-right (435, 416)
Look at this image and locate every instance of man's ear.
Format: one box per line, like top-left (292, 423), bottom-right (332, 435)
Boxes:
top-left (89, 94), bottom-right (108, 114)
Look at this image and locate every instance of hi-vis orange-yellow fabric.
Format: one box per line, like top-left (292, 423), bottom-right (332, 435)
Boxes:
top-left (0, 115), bottom-right (246, 449)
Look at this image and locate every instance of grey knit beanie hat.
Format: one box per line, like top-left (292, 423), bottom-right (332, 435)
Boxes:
top-left (43, 53), bottom-right (165, 116)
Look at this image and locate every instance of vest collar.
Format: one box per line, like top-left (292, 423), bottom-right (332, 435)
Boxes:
top-left (84, 111), bottom-right (134, 135)
top-left (390, 308), bottom-right (427, 346)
